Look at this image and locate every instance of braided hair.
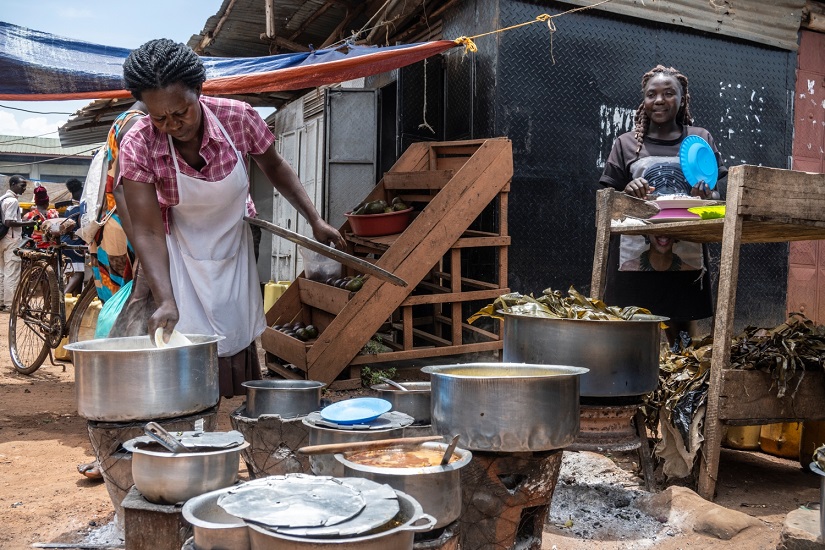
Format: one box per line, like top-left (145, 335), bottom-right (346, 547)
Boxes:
top-left (122, 39), bottom-right (206, 100)
top-left (633, 65), bottom-right (693, 156)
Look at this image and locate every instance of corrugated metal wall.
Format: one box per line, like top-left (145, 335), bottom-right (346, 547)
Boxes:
top-left (442, 0), bottom-right (796, 330)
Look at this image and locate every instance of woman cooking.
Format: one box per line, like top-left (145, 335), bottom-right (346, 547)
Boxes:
top-left (118, 39), bottom-right (345, 397)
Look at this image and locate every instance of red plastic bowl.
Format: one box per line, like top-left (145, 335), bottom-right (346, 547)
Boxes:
top-left (345, 207), bottom-right (413, 237)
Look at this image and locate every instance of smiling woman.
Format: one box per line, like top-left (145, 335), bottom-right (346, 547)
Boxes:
top-left (117, 39), bottom-right (344, 398)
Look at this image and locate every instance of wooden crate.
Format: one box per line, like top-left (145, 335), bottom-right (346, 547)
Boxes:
top-left (262, 139), bottom-right (512, 386)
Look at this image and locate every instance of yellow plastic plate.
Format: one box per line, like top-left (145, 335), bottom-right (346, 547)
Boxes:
top-left (687, 205), bottom-right (726, 219)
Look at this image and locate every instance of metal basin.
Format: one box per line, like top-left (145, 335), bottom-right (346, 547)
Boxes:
top-left (123, 436), bottom-right (249, 505)
top-left (247, 489), bottom-right (435, 550)
top-left (336, 441), bottom-right (471, 529)
top-left (65, 334), bottom-right (221, 421)
top-left (370, 382), bottom-right (431, 425)
top-left (501, 311), bottom-right (666, 397)
top-left (182, 487), bottom-right (250, 550)
top-left (242, 380), bottom-right (325, 419)
top-left (423, 363), bottom-right (588, 452)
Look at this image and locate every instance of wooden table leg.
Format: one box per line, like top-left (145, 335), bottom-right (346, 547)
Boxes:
top-left (697, 169), bottom-right (744, 501)
top-left (590, 189), bottom-right (614, 300)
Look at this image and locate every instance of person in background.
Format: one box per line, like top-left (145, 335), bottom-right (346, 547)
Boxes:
top-left (119, 39), bottom-right (344, 398)
top-left (89, 103), bottom-right (147, 303)
top-left (23, 186), bottom-right (60, 249)
top-left (62, 178), bottom-right (86, 295)
top-left (599, 65), bottom-right (727, 346)
top-left (0, 176), bottom-right (36, 312)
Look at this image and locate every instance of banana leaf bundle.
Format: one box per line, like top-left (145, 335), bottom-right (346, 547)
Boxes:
top-left (467, 286), bottom-right (653, 324)
top-left (729, 313), bottom-right (825, 398)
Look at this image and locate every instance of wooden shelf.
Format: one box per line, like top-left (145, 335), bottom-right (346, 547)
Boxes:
top-left (590, 165), bottom-right (825, 501)
top-left (262, 139), bottom-right (513, 386)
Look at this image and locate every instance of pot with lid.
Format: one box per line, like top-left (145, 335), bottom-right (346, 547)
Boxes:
top-left (335, 441), bottom-right (471, 529)
top-left (181, 486), bottom-right (249, 550)
top-left (500, 308), bottom-right (666, 397)
top-left (423, 363), bottom-right (588, 452)
top-left (123, 430), bottom-right (248, 505)
top-left (370, 381), bottom-right (431, 425)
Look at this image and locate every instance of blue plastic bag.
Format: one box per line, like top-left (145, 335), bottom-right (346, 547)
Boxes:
top-left (95, 280), bottom-right (133, 339)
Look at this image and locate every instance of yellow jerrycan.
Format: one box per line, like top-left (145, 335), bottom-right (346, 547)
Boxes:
top-left (54, 294), bottom-right (79, 361)
top-left (723, 425), bottom-right (761, 450)
top-left (799, 421), bottom-right (825, 468)
top-left (263, 280), bottom-right (287, 312)
top-left (759, 422), bottom-right (801, 459)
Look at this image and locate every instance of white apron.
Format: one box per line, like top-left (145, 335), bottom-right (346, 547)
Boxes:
top-left (165, 105), bottom-right (264, 357)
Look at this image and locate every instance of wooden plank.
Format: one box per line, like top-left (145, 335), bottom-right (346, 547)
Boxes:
top-left (590, 188), bottom-right (613, 300)
top-left (735, 165), bottom-right (825, 223)
top-left (719, 370), bottom-right (825, 423)
top-left (451, 236), bottom-right (512, 248)
top-left (265, 360), bottom-right (304, 380)
top-left (403, 306), bottom-right (413, 350)
top-left (305, 140), bottom-right (513, 383)
top-left (261, 327), bottom-right (308, 370)
top-left (436, 156), bottom-right (471, 171)
top-left (349, 340), bottom-right (503, 365)
top-left (383, 170), bottom-right (454, 190)
top-left (434, 314), bottom-right (501, 341)
top-left (613, 218), bottom-right (825, 243)
top-left (412, 326), bottom-right (452, 347)
top-left (297, 278), bottom-right (351, 315)
top-left (433, 272), bottom-right (503, 290)
top-left (401, 288), bottom-right (507, 306)
top-left (698, 165), bottom-right (745, 501)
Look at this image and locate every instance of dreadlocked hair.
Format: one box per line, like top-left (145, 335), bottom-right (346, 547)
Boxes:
top-left (633, 65), bottom-right (693, 156)
top-left (123, 39), bottom-right (206, 100)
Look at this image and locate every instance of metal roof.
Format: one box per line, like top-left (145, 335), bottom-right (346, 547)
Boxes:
top-left (0, 135), bottom-right (96, 156)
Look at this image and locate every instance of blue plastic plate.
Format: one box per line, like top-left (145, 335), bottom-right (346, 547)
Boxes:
top-left (320, 397), bottom-right (392, 425)
top-left (679, 135), bottom-right (718, 190)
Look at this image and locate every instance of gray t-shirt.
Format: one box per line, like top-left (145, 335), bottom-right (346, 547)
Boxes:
top-left (0, 190), bottom-right (22, 241)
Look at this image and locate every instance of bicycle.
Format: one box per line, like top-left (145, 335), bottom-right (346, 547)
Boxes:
top-left (8, 226), bottom-right (98, 375)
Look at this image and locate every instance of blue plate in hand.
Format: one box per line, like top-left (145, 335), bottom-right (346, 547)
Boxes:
top-left (320, 397), bottom-right (392, 425)
top-left (680, 135), bottom-right (718, 190)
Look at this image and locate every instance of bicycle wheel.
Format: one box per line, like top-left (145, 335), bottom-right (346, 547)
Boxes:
top-left (8, 261), bottom-right (60, 375)
top-left (67, 282), bottom-right (99, 344)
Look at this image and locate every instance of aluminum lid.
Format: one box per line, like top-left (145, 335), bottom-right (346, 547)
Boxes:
top-left (303, 410), bottom-right (414, 431)
top-left (123, 430), bottom-right (246, 452)
top-left (217, 474), bottom-right (366, 529)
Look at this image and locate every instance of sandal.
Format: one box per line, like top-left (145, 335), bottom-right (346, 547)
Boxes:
top-left (77, 461), bottom-right (103, 481)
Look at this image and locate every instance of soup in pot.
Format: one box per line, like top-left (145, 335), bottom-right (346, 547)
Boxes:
top-left (345, 446), bottom-right (457, 468)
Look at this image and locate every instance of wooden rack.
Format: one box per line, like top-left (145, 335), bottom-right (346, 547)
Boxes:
top-left (262, 138), bottom-right (512, 388)
top-left (590, 165), bottom-right (825, 500)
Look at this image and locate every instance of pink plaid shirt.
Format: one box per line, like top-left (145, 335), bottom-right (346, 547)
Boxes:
top-left (119, 96), bottom-right (274, 232)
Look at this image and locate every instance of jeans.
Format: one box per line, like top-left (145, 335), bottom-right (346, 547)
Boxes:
top-left (0, 236), bottom-right (22, 308)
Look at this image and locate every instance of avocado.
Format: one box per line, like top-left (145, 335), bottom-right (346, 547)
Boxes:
top-left (345, 278), bottom-right (364, 292)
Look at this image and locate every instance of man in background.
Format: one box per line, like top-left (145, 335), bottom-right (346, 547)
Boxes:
top-left (0, 175), bottom-right (36, 312)
top-left (63, 178), bottom-right (86, 295)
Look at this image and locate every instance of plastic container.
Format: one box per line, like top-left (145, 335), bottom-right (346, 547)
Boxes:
top-left (54, 294), bottom-right (78, 361)
top-left (799, 421), bottom-right (825, 468)
top-left (345, 207), bottom-right (413, 237)
top-left (263, 280), bottom-right (288, 312)
top-left (723, 425), bottom-right (761, 450)
top-left (299, 246), bottom-right (341, 282)
top-left (759, 422), bottom-right (801, 459)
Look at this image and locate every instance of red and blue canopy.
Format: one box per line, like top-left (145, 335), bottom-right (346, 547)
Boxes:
top-left (0, 21), bottom-right (457, 101)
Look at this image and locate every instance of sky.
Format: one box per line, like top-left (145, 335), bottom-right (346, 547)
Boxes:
top-left (0, 0), bottom-right (226, 138)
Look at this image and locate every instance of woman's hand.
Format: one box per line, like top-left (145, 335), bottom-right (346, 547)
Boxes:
top-left (148, 299), bottom-right (180, 344)
top-left (624, 177), bottom-right (653, 198)
top-left (311, 219), bottom-right (346, 250)
top-left (690, 181), bottom-right (720, 200)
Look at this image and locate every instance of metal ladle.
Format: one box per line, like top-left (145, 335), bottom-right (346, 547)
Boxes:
top-left (441, 435), bottom-right (460, 466)
top-left (144, 421), bottom-right (189, 453)
top-left (380, 376), bottom-right (409, 391)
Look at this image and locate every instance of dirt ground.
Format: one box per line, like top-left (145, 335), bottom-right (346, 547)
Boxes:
top-left (0, 316), bottom-right (820, 549)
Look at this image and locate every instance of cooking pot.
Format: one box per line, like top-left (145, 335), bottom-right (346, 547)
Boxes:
top-left (335, 441), bottom-right (471, 529)
top-left (123, 432), bottom-right (248, 505)
top-left (181, 487), bottom-right (250, 550)
top-left (370, 382), bottom-right (431, 425)
top-left (242, 380), bottom-right (325, 419)
top-left (500, 311), bottom-right (666, 397)
top-left (422, 363), bottom-right (588, 452)
top-left (246, 489), bottom-right (435, 550)
top-left (65, 334), bottom-right (221, 421)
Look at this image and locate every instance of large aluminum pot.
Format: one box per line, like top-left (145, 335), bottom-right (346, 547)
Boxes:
top-left (501, 311), bottom-right (667, 397)
top-left (182, 487), bottom-right (250, 550)
top-left (370, 382), bottom-right (431, 424)
top-left (65, 335), bottom-right (221, 421)
top-left (123, 437), bottom-right (249, 505)
top-left (423, 363), bottom-right (588, 452)
top-left (242, 380), bottom-right (325, 419)
top-left (335, 441), bottom-right (471, 529)
top-left (246, 489), bottom-right (436, 550)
